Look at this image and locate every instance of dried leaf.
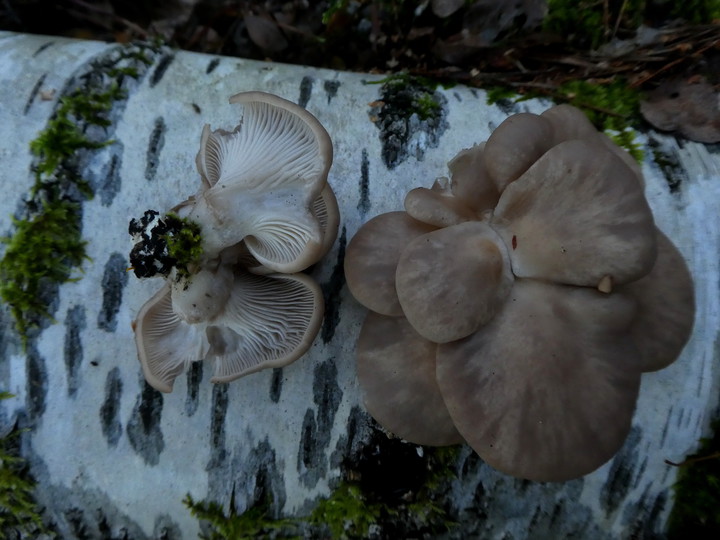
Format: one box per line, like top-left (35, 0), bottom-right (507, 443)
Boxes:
top-left (640, 79), bottom-right (720, 143)
top-left (465, 0), bottom-right (548, 43)
top-left (432, 0), bottom-right (465, 18)
top-left (245, 14), bottom-right (288, 52)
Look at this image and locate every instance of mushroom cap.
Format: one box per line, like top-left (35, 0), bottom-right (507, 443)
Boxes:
top-left (447, 142), bottom-right (500, 214)
top-left (344, 212), bottom-right (437, 316)
top-left (404, 179), bottom-right (478, 228)
top-left (356, 311), bottom-right (463, 446)
top-left (207, 270), bottom-right (324, 382)
top-left (491, 140), bottom-right (656, 287)
top-left (134, 284), bottom-right (210, 393)
top-left (192, 91), bottom-right (335, 272)
top-left (395, 221), bottom-right (514, 343)
top-left (133, 268), bottom-right (324, 392)
top-left (436, 279), bottom-right (642, 482)
top-left (622, 229), bottom-right (695, 371)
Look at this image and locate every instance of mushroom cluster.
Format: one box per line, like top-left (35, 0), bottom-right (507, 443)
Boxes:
top-left (130, 92), bottom-right (338, 393)
top-left (345, 105), bottom-right (695, 482)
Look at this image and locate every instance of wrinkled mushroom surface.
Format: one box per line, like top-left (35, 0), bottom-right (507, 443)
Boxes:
top-left (131, 92), bottom-right (337, 392)
top-left (344, 104), bottom-right (695, 482)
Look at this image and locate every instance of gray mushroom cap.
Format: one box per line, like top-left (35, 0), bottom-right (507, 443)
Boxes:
top-left (190, 91), bottom-right (337, 272)
top-left (436, 279), bottom-right (642, 482)
top-left (356, 312), bottom-right (463, 446)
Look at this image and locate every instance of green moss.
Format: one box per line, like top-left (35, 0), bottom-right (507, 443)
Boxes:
top-left (184, 492), bottom-right (300, 540)
top-left (669, 0), bottom-right (720, 23)
top-left (544, 0), bottom-right (645, 49)
top-left (163, 213), bottom-right (203, 279)
top-left (0, 393), bottom-right (48, 536)
top-left (185, 444), bottom-right (461, 539)
top-left (667, 419), bottom-right (720, 536)
top-left (0, 43), bottom-right (156, 345)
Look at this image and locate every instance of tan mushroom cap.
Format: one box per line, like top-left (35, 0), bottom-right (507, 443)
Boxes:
top-left (134, 284), bottom-right (210, 393)
top-left (491, 140), bottom-right (656, 287)
top-left (357, 312), bottom-right (463, 446)
top-left (345, 212), bottom-right (437, 316)
top-left (541, 104), bottom-right (644, 185)
top-left (208, 270), bottom-right (324, 382)
top-left (395, 222), bottom-right (514, 343)
top-left (483, 113), bottom-right (555, 191)
top-left (447, 143), bottom-right (499, 214)
top-left (436, 279), bottom-right (642, 482)
top-left (193, 91), bottom-right (336, 273)
top-left (622, 229), bottom-right (695, 372)
top-left (404, 176), bottom-right (479, 228)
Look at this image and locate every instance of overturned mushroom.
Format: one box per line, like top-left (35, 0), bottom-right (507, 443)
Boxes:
top-left (345, 104), bottom-right (694, 482)
top-left (130, 92), bottom-right (337, 392)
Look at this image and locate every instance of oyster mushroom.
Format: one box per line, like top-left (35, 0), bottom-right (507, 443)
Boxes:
top-left (345, 104), bottom-right (694, 481)
top-left (131, 91), bottom-right (337, 392)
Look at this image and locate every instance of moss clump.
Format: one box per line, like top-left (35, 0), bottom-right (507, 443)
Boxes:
top-left (0, 392), bottom-right (48, 537)
top-left (128, 211), bottom-right (204, 280)
top-left (667, 419), bottom-right (720, 537)
top-left (185, 442), bottom-right (461, 539)
top-left (0, 43), bottom-right (156, 344)
top-left (184, 492), bottom-right (299, 540)
top-left (544, 0), bottom-right (645, 49)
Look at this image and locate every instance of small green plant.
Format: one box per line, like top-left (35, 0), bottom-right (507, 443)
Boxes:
top-left (163, 214), bottom-right (203, 279)
top-left (0, 392), bottom-right (47, 536)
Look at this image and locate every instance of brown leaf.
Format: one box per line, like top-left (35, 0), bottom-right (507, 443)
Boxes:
top-left (245, 14), bottom-right (288, 52)
top-left (640, 79), bottom-right (720, 143)
top-left (432, 0), bottom-right (465, 18)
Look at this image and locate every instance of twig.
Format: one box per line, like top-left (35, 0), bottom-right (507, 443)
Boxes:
top-left (665, 452), bottom-right (720, 467)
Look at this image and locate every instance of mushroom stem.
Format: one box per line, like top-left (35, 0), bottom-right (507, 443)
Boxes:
top-left (598, 275), bottom-right (613, 294)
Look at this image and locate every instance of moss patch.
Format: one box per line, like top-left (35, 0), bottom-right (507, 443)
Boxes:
top-left (368, 72), bottom-right (449, 169)
top-left (185, 432), bottom-right (461, 539)
top-left (0, 393), bottom-right (48, 537)
top-left (667, 418), bottom-right (720, 536)
top-left (0, 43), bottom-right (157, 345)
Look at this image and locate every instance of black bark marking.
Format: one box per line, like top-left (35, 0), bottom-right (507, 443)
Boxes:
top-left (24, 73), bottom-right (47, 114)
top-left (320, 227), bottom-right (346, 344)
top-left (248, 440), bottom-right (287, 517)
top-left (357, 149), bottom-right (370, 214)
top-left (145, 117), bottom-right (166, 182)
top-left (149, 53), bottom-right (175, 88)
top-left (64, 304), bottom-right (86, 397)
top-left (32, 41), bottom-right (55, 57)
top-left (323, 80), bottom-right (341, 104)
top-left (97, 146), bottom-right (123, 206)
top-left (270, 368), bottom-right (283, 403)
top-left (492, 98), bottom-right (520, 115)
top-left (208, 384), bottom-right (229, 468)
top-left (184, 361), bottom-right (203, 417)
top-left (100, 367), bottom-right (123, 447)
top-left (600, 426), bottom-right (642, 516)
top-left (298, 76), bottom-right (314, 108)
top-left (126, 380), bottom-right (165, 466)
top-left (298, 359), bottom-right (343, 487)
top-left (26, 343), bottom-right (48, 422)
top-left (97, 252), bottom-right (129, 332)
top-left (154, 514), bottom-right (183, 540)
top-left (206, 58), bottom-right (220, 74)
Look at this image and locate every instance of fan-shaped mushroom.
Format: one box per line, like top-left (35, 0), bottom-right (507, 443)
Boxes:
top-left (345, 104), bottom-right (695, 481)
top-left (130, 92), bottom-right (337, 392)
